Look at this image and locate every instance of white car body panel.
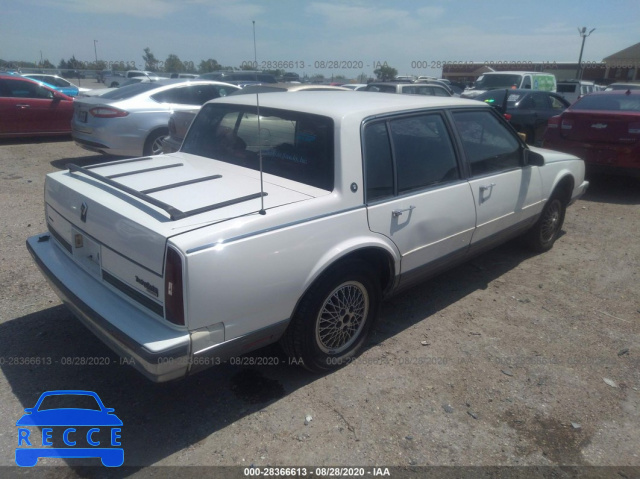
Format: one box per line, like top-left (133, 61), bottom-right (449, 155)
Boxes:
top-left (28, 92), bottom-right (588, 381)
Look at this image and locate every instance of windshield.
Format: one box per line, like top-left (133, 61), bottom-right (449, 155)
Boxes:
top-left (475, 74), bottom-right (523, 90)
top-left (571, 94), bottom-right (640, 112)
top-left (182, 104), bottom-right (334, 190)
top-left (100, 82), bottom-right (161, 100)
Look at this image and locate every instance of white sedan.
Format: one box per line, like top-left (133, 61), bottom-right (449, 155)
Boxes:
top-left (28, 92), bottom-right (588, 381)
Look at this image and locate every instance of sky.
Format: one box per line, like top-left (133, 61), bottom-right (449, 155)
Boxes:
top-left (2, 0), bottom-right (639, 78)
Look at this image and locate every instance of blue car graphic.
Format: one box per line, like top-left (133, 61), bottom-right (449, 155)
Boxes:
top-left (16, 390), bottom-right (123, 467)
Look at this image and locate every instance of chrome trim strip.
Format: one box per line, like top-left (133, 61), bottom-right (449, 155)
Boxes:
top-left (186, 205), bottom-right (364, 254)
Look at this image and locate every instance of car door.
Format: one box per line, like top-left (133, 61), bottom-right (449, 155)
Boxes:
top-left (451, 109), bottom-right (543, 247)
top-left (0, 78), bottom-right (69, 135)
top-left (0, 79), bottom-right (23, 135)
top-left (364, 112), bottom-right (476, 286)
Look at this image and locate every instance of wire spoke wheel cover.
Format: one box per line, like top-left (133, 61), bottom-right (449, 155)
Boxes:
top-left (540, 199), bottom-right (561, 242)
top-left (315, 281), bottom-right (369, 354)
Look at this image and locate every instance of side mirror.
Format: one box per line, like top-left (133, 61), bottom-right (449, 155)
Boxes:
top-left (524, 149), bottom-right (545, 167)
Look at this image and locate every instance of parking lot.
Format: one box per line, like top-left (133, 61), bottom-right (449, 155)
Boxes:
top-left (0, 135), bottom-right (639, 474)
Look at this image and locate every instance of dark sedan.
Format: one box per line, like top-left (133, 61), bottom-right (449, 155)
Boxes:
top-left (475, 89), bottom-right (570, 146)
top-left (0, 74), bottom-right (74, 138)
top-left (542, 90), bottom-right (640, 177)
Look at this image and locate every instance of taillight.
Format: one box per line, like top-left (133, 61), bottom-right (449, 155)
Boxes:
top-left (165, 247), bottom-right (185, 326)
top-left (547, 116), bottom-right (560, 129)
top-left (89, 107), bottom-right (129, 118)
top-left (503, 113), bottom-right (512, 121)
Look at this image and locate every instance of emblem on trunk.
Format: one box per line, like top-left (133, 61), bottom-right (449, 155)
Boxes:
top-left (591, 123), bottom-right (607, 129)
top-left (135, 276), bottom-right (159, 297)
top-left (80, 202), bottom-right (88, 223)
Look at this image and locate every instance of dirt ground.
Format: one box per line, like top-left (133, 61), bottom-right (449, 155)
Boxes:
top-left (0, 135), bottom-right (639, 478)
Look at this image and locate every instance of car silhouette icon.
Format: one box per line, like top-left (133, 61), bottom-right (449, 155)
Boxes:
top-left (16, 390), bottom-right (123, 467)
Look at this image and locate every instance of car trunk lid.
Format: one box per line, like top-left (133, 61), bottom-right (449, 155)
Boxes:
top-left (559, 110), bottom-right (640, 145)
top-left (45, 153), bottom-right (320, 276)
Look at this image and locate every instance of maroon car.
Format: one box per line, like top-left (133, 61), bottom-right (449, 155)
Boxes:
top-left (0, 74), bottom-right (74, 138)
top-left (543, 90), bottom-right (640, 176)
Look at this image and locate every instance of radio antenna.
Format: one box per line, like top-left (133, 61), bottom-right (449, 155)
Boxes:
top-left (253, 20), bottom-right (266, 215)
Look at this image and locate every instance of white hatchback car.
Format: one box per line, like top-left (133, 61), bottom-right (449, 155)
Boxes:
top-left (28, 92), bottom-right (588, 381)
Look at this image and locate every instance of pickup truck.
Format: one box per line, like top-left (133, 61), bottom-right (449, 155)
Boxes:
top-left (27, 92), bottom-right (588, 382)
top-left (102, 70), bottom-right (157, 88)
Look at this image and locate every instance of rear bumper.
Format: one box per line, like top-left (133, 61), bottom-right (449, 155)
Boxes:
top-left (26, 234), bottom-right (191, 382)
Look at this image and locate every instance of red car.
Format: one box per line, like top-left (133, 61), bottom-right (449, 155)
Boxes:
top-left (543, 90), bottom-right (640, 176)
top-left (0, 74), bottom-right (74, 138)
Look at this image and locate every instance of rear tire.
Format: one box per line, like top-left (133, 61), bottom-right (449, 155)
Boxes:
top-left (281, 260), bottom-right (380, 372)
top-left (523, 196), bottom-right (566, 252)
top-left (143, 128), bottom-right (168, 156)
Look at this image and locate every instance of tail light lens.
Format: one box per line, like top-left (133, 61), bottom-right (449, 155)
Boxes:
top-left (165, 247), bottom-right (185, 326)
top-left (89, 107), bottom-right (129, 118)
top-left (547, 116), bottom-right (561, 129)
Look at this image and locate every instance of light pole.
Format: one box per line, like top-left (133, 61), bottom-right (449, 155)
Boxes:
top-left (576, 27), bottom-right (595, 80)
top-left (94, 40), bottom-right (99, 82)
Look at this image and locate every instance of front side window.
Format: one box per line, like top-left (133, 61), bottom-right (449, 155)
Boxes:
top-left (0, 79), bottom-right (52, 99)
top-left (452, 110), bottom-right (522, 177)
top-left (182, 104), bottom-right (334, 190)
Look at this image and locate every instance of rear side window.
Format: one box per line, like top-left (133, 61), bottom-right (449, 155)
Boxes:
top-left (452, 110), bottom-right (521, 177)
top-left (364, 113), bottom-right (460, 201)
top-left (363, 122), bottom-right (394, 201)
top-left (152, 85), bottom-right (223, 105)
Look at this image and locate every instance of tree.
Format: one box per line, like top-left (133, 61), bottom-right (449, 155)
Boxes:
top-left (143, 47), bottom-right (159, 71)
top-left (373, 64), bottom-right (397, 81)
top-left (58, 55), bottom-right (82, 70)
top-left (164, 54), bottom-right (185, 73)
top-left (263, 69), bottom-right (285, 78)
top-left (198, 58), bottom-right (223, 73)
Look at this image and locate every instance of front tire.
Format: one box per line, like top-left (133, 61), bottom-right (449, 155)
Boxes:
top-left (523, 196), bottom-right (566, 252)
top-left (282, 260), bottom-right (380, 372)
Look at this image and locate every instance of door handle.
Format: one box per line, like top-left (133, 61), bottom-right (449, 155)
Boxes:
top-left (479, 183), bottom-right (496, 192)
top-left (392, 206), bottom-right (415, 217)
top-left (16, 104), bottom-right (31, 109)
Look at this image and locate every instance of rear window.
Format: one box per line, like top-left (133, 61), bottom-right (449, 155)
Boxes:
top-left (557, 84), bottom-right (578, 93)
top-left (475, 74), bottom-right (523, 89)
top-left (182, 103), bottom-right (334, 190)
top-left (571, 94), bottom-right (640, 112)
top-left (100, 82), bottom-right (161, 100)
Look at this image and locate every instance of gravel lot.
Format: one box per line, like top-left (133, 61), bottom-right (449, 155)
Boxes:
top-left (0, 133), bottom-right (639, 477)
